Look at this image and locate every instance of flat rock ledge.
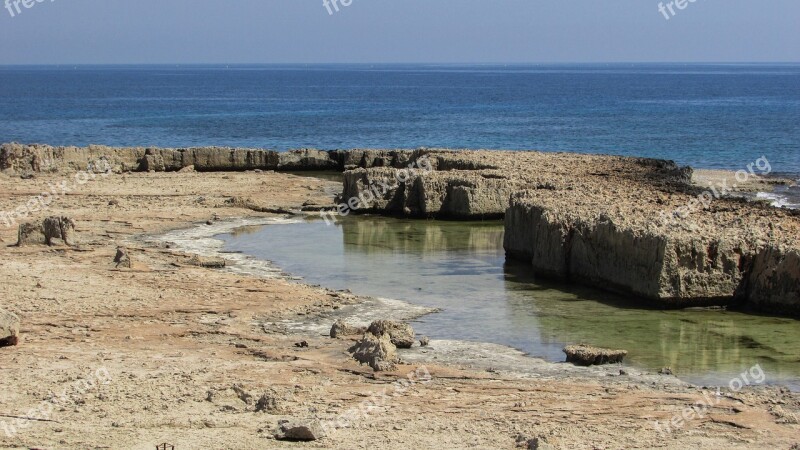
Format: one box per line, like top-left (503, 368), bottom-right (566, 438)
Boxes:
top-left (563, 344), bottom-right (628, 366)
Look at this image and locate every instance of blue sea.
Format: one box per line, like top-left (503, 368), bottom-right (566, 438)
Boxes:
top-left (0, 64), bottom-right (798, 175)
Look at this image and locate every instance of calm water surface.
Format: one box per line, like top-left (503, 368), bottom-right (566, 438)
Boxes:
top-left (221, 216), bottom-right (800, 389)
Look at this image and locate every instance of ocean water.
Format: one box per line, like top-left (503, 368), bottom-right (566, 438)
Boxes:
top-left (221, 217), bottom-right (800, 389)
top-left (0, 64), bottom-right (798, 175)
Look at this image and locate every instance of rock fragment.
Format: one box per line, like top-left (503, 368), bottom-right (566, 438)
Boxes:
top-left (563, 344), bottom-right (627, 366)
top-left (419, 336), bottom-right (430, 347)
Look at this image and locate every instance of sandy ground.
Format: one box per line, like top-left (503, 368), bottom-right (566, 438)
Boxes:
top-left (0, 169), bottom-right (798, 450)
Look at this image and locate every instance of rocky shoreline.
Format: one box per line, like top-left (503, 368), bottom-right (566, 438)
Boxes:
top-left (4, 143), bottom-right (796, 316)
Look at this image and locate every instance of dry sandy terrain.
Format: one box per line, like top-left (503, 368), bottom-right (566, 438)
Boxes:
top-left (0, 169), bottom-right (798, 449)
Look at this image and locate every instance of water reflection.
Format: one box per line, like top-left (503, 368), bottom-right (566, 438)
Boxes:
top-left (220, 216), bottom-right (800, 388)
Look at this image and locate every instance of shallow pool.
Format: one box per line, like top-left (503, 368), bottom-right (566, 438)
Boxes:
top-left (220, 216), bottom-right (800, 389)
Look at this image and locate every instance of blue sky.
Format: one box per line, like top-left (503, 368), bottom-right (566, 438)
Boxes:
top-left (0, 0), bottom-right (798, 64)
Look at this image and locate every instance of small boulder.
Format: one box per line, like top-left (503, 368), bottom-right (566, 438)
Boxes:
top-left (274, 419), bottom-right (326, 441)
top-left (367, 320), bottom-right (415, 349)
top-left (419, 336), bottom-right (430, 347)
top-left (17, 222), bottom-right (46, 246)
top-left (187, 255), bottom-right (226, 268)
top-left (330, 319), bottom-right (366, 338)
top-left (255, 388), bottom-right (292, 413)
top-left (563, 344), bottom-right (627, 366)
top-left (348, 332), bottom-right (398, 371)
top-left (0, 309), bottom-right (20, 347)
top-left (114, 246), bottom-right (132, 268)
top-left (42, 216), bottom-right (76, 246)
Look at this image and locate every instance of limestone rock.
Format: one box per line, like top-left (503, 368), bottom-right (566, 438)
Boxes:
top-left (0, 309), bottom-right (20, 347)
top-left (278, 149), bottom-right (338, 171)
top-left (347, 332), bottom-right (398, 371)
top-left (274, 419), bottom-right (326, 441)
top-left (42, 216), bottom-right (76, 246)
top-left (367, 320), bottom-right (415, 349)
top-left (187, 255), bottom-right (226, 268)
top-left (563, 344), bottom-right (627, 366)
top-left (17, 222), bottom-right (46, 246)
top-left (330, 319), bottom-right (366, 338)
top-left (114, 247), bottom-right (131, 268)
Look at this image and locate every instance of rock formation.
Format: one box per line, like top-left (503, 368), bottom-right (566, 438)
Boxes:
top-left (563, 344), bottom-right (627, 366)
top-left (366, 320), bottom-right (415, 349)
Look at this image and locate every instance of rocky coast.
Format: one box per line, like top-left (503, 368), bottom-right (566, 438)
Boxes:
top-left (0, 142), bottom-right (798, 449)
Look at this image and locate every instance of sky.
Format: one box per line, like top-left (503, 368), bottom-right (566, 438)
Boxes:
top-left (0, 0), bottom-right (798, 64)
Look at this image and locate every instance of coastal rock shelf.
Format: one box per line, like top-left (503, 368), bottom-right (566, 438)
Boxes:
top-left (2, 143), bottom-right (798, 315)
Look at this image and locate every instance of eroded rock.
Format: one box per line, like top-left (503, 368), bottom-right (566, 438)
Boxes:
top-left (367, 320), bottom-right (415, 348)
top-left (114, 246), bottom-right (131, 268)
top-left (347, 332), bottom-right (398, 371)
top-left (17, 222), bottom-right (46, 246)
top-left (43, 216), bottom-right (76, 246)
top-left (563, 344), bottom-right (627, 366)
top-left (330, 319), bottom-right (366, 338)
top-left (187, 255), bottom-right (226, 268)
top-left (274, 419), bottom-right (326, 441)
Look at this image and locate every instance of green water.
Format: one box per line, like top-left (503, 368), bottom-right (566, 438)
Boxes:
top-left (221, 216), bottom-right (800, 389)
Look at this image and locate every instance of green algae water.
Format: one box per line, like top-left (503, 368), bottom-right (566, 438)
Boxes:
top-left (220, 216), bottom-right (800, 389)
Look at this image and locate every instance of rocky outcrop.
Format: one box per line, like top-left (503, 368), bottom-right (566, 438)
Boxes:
top-left (743, 246), bottom-right (800, 315)
top-left (0, 309), bottom-right (20, 347)
top-left (367, 320), bottom-right (415, 349)
top-left (330, 319), bottom-right (366, 338)
top-left (341, 167), bottom-right (514, 219)
top-left (277, 149), bottom-right (338, 171)
top-left (563, 344), bottom-right (627, 366)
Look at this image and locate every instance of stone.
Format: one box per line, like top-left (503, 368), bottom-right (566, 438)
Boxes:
top-left (17, 222), bottom-right (46, 246)
top-left (419, 336), bottom-right (430, 347)
top-left (274, 419), bottom-right (326, 441)
top-left (0, 309), bottom-right (20, 347)
top-left (563, 344), bottom-right (627, 366)
top-left (114, 246), bottom-right (131, 268)
top-left (42, 216), bottom-right (76, 246)
top-left (330, 319), bottom-right (366, 338)
top-left (348, 332), bottom-right (398, 371)
top-left (187, 255), bottom-right (226, 268)
top-left (255, 388), bottom-right (291, 413)
top-left (367, 320), bottom-right (415, 349)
